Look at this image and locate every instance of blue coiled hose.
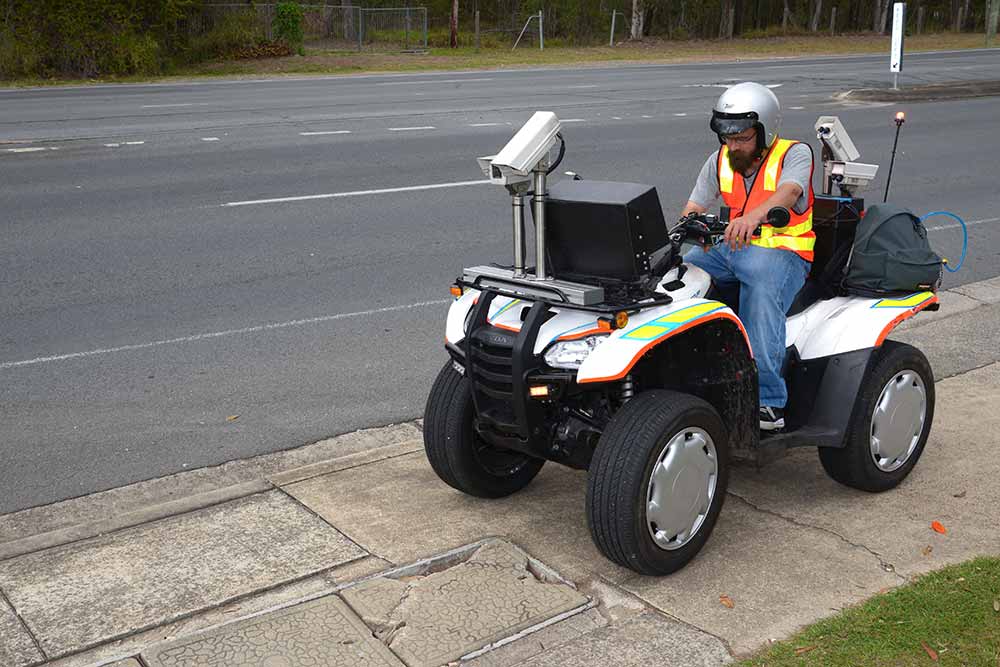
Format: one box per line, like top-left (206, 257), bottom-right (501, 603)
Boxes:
top-left (921, 211), bottom-right (968, 273)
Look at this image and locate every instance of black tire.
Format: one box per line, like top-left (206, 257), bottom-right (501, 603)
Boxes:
top-left (586, 390), bottom-right (729, 576)
top-left (818, 341), bottom-right (934, 492)
top-left (423, 362), bottom-right (544, 498)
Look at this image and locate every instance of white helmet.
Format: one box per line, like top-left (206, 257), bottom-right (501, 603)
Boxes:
top-left (710, 82), bottom-right (781, 151)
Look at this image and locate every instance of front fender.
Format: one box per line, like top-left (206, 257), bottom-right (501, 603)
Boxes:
top-left (577, 299), bottom-right (750, 384)
top-left (790, 291), bottom-right (937, 360)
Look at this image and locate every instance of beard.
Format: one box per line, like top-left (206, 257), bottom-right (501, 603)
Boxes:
top-left (728, 146), bottom-right (764, 175)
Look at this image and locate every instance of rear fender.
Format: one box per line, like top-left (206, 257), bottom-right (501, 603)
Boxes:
top-left (576, 299), bottom-right (751, 383)
top-left (789, 292), bottom-right (937, 360)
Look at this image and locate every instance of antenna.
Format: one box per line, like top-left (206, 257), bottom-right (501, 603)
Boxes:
top-left (883, 111), bottom-right (906, 203)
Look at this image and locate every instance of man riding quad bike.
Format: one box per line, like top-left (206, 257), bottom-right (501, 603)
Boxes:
top-left (423, 106), bottom-right (939, 576)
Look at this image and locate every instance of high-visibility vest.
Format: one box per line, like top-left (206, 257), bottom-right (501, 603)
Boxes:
top-left (717, 138), bottom-right (816, 262)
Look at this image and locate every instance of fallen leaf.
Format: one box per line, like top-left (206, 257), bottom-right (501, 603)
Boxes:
top-left (931, 520), bottom-right (947, 534)
top-left (794, 645), bottom-right (817, 656)
top-left (921, 545), bottom-right (933, 556)
top-left (993, 599), bottom-right (999, 612)
top-left (719, 594), bottom-right (735, 609)
top-left (921, 641), bottom-right (939, 661)
top-left (952, 490), bottom-right (967, 498)
top-left (226, 415), bottom-right (240, 422)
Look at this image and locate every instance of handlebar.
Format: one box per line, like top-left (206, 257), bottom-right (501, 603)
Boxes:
top-left (670, 206), bottom-right (790, 248)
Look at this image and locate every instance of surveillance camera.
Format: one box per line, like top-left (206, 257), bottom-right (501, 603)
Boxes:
top-left (489, 111), bottom-right (562, 180)
top-left (814, 116), bottom-right (861, 162)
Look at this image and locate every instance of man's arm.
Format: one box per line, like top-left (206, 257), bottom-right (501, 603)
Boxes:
top-left (724, 182), bottom-right (803, 249)
top-left (682, 200), bottom-right (708, 216)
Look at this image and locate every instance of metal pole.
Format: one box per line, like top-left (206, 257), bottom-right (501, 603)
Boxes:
top-left (539, 10), bottom-right (544, 50)
top-left (533, 168), bottom-right (548, 280)
top-left (423, 9), bottom-right (428, 48)
top-left (475, 10), bottom-right (480, 51)
top-left (988, 0), bottom-right (999, 47)
top-left (512, 194), bottom-right (526, 277)
top-left (830, 6), bottom-right (837, 34)
top-left (883, 115), bottom-right (905, 203)
top-left (610, 10), bottom-right (617, 46)
top-left (405, 7), bottom-right (410, 50)
top-left (358, 8), bottom-right (363, 51)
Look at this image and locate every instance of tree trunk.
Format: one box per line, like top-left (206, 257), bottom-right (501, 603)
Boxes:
top-left (342, 0), bottom-right (354, 41)
top-left (450, 0), bottom-right (458, 48)
top-left (782, 0), bottom-right (791, 31)
top-left (631, 0), bottom-right (645, 39)
top-left (810, 0), bottom-right (823, 30)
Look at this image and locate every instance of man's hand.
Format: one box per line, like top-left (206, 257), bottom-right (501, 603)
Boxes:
top-left (724, 213), bottom-right (764, 250)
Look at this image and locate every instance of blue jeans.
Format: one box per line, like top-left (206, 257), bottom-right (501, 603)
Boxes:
top-left (684, 244), bottom-right (810, 408)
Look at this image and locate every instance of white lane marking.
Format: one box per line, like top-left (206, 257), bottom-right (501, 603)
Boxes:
top-left (1, 300), bottom-right (451, 371)
top-left (125, 141), bottom-right (145, 145)
top-left (223, 179), bottom-right (490, 207)
top-left (926, 216), bottom-right (1000, 232)
top-left (766, 83), bottom-right (783, 88)
top-left (141, 103), bottom-right (208, 108)
top-left (388, 126), bottom-right (436, 131)
top-left (611, 116), bottom-right (622, 120)
top-left (5, 146), bottom-right (55, 153)
top-left (375, 77), bottom-right (493, 86)
top-left (683, 84), bottom-right (732, 88)
top-left (299, 130), bottom-right (352, 136)
top-left (469, 122), bottom-right (504, 127)
top-left (201, 137), bottom-right (220, 142)
top-left (673, 113), bottom-right (688, 116)
top-left (567, 84), bottom-right (598, 89)
top-left (789, 106), bottom-right (805, 110)
top-left (105, 143), bottom-right (120, 148)
top-left (561, 118), bottom-right (586, 123)
top-left (641, 115), bottom-right (653, 118)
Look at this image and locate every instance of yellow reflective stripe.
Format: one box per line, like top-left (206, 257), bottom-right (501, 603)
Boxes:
top-left (759, 213), bottom-right (813, 239)
top-left (873, 292), bottom-right (935, 308)
top-left (763, 139), bottom-right (793, 191)
top-left (626, 325), bottom-right (669, 340)
top-left (750, 234), bottom-right (816, 251)
top-left (719, 146), bottom-right (734, 194)
top-left (653, 301), bottom-right (724, 324)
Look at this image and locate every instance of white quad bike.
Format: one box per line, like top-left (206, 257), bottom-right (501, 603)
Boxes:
top-left (424, 112), bottom-right (939, 575)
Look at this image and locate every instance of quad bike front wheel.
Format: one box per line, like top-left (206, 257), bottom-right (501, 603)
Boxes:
top-left (423, 361), bottom-right (544, 498)
top-left (586, 390), bottom-right (729, 575)
top-left (819, 341), bottom-right (935, 492)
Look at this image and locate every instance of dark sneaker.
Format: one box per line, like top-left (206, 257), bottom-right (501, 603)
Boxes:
top-left (759, 406), bottom-right (785, 431)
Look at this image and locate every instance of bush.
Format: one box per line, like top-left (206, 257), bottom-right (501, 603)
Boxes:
top-left (275, 2), bottom-right (305, 55)
top-left (184, 9), bottom-right (265, 63)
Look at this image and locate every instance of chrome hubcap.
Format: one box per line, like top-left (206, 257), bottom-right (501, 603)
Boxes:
top-left (646, 427), bottom-right (718, 551)
top-left (870, 369), bottom-right (926, 472)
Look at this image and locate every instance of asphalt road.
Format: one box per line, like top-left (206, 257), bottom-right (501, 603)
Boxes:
top-left (3, 49), bottom-right (999, 513)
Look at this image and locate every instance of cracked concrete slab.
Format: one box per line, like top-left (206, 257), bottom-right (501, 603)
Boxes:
top-left (728, 362), bottom-right (1000, 582)
top-left (620, 496), bottom-right (900, 655)
top-left (142, 595), bottom-right (404, 667)
top-left (0, 593), bottom-right (43, 667)
top-left (517, 611), bottom-right (731, 667)
top-left (894, 303), bottom-right (1000, 379)
top-left (0, 491), bottom-right (365, 658)
top-left (341, 541), bottom-right (589, 667)
top-left (951, 275), bottom-right (1000, 304)
top-left (283, 455), bottom-right (633, 585)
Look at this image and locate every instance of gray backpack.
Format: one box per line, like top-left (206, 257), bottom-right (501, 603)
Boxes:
top-left (842, 203), bottom-right (942, 297)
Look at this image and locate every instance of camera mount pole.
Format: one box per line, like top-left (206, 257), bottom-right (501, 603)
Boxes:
top-left (508, 183), bottom-right (528, 278)
top-left (883, 111), bottom-right (905, 203)
top-left (532, 160), bottom-right (549, 280)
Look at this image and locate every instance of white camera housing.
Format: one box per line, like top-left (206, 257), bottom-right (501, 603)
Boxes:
top-left (479, 111), bottom-right (562, 185)
top-left (815, 115), bottom-right (860, 162)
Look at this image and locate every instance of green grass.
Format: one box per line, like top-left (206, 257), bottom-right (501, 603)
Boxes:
top-left (739, 557), bottom-right (1000, 667)
top-left (2, 32), bottom-right (995, 87)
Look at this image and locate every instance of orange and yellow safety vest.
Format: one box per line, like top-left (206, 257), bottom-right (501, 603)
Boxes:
top-left (717, 138), bottom-right (816, 262)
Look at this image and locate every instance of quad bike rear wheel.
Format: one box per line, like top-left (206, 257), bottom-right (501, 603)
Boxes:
top-left (424, 361), bottom-right (544, 498)
top-left (586, 390), bottom-right (729, 575)
top-left (819, 341), bottom-right (934, 492)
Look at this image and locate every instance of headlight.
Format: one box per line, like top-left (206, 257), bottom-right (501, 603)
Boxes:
top-left (544, 335), bottom-right (609, 369)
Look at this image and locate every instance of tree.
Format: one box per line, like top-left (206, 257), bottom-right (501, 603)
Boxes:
top-left (450, 0), bottom-right (458, 47)
top-left (631, 0), bottom-right (645, 39)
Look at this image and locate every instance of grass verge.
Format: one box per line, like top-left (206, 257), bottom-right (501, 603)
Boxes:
top-left (1, 33), bottom-right (995, 87)
top-left (739, 557), bottom-right (1000, 667)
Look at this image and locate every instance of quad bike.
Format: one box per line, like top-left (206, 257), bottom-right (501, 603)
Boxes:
top-left (423, 112), bottom-right (938, 575)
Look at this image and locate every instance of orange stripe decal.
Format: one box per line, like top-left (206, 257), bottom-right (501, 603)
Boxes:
top-left (578, 312), bottom-right (751, 384)
top-left (875, 295), bottom-right (939, 347)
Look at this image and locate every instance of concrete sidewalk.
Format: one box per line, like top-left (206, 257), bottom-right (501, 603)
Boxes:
top-left (2, 278), bottom-right (999, 667)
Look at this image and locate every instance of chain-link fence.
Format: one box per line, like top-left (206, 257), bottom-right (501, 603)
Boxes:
top-left (196, 4), bottom-right (428, 52)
